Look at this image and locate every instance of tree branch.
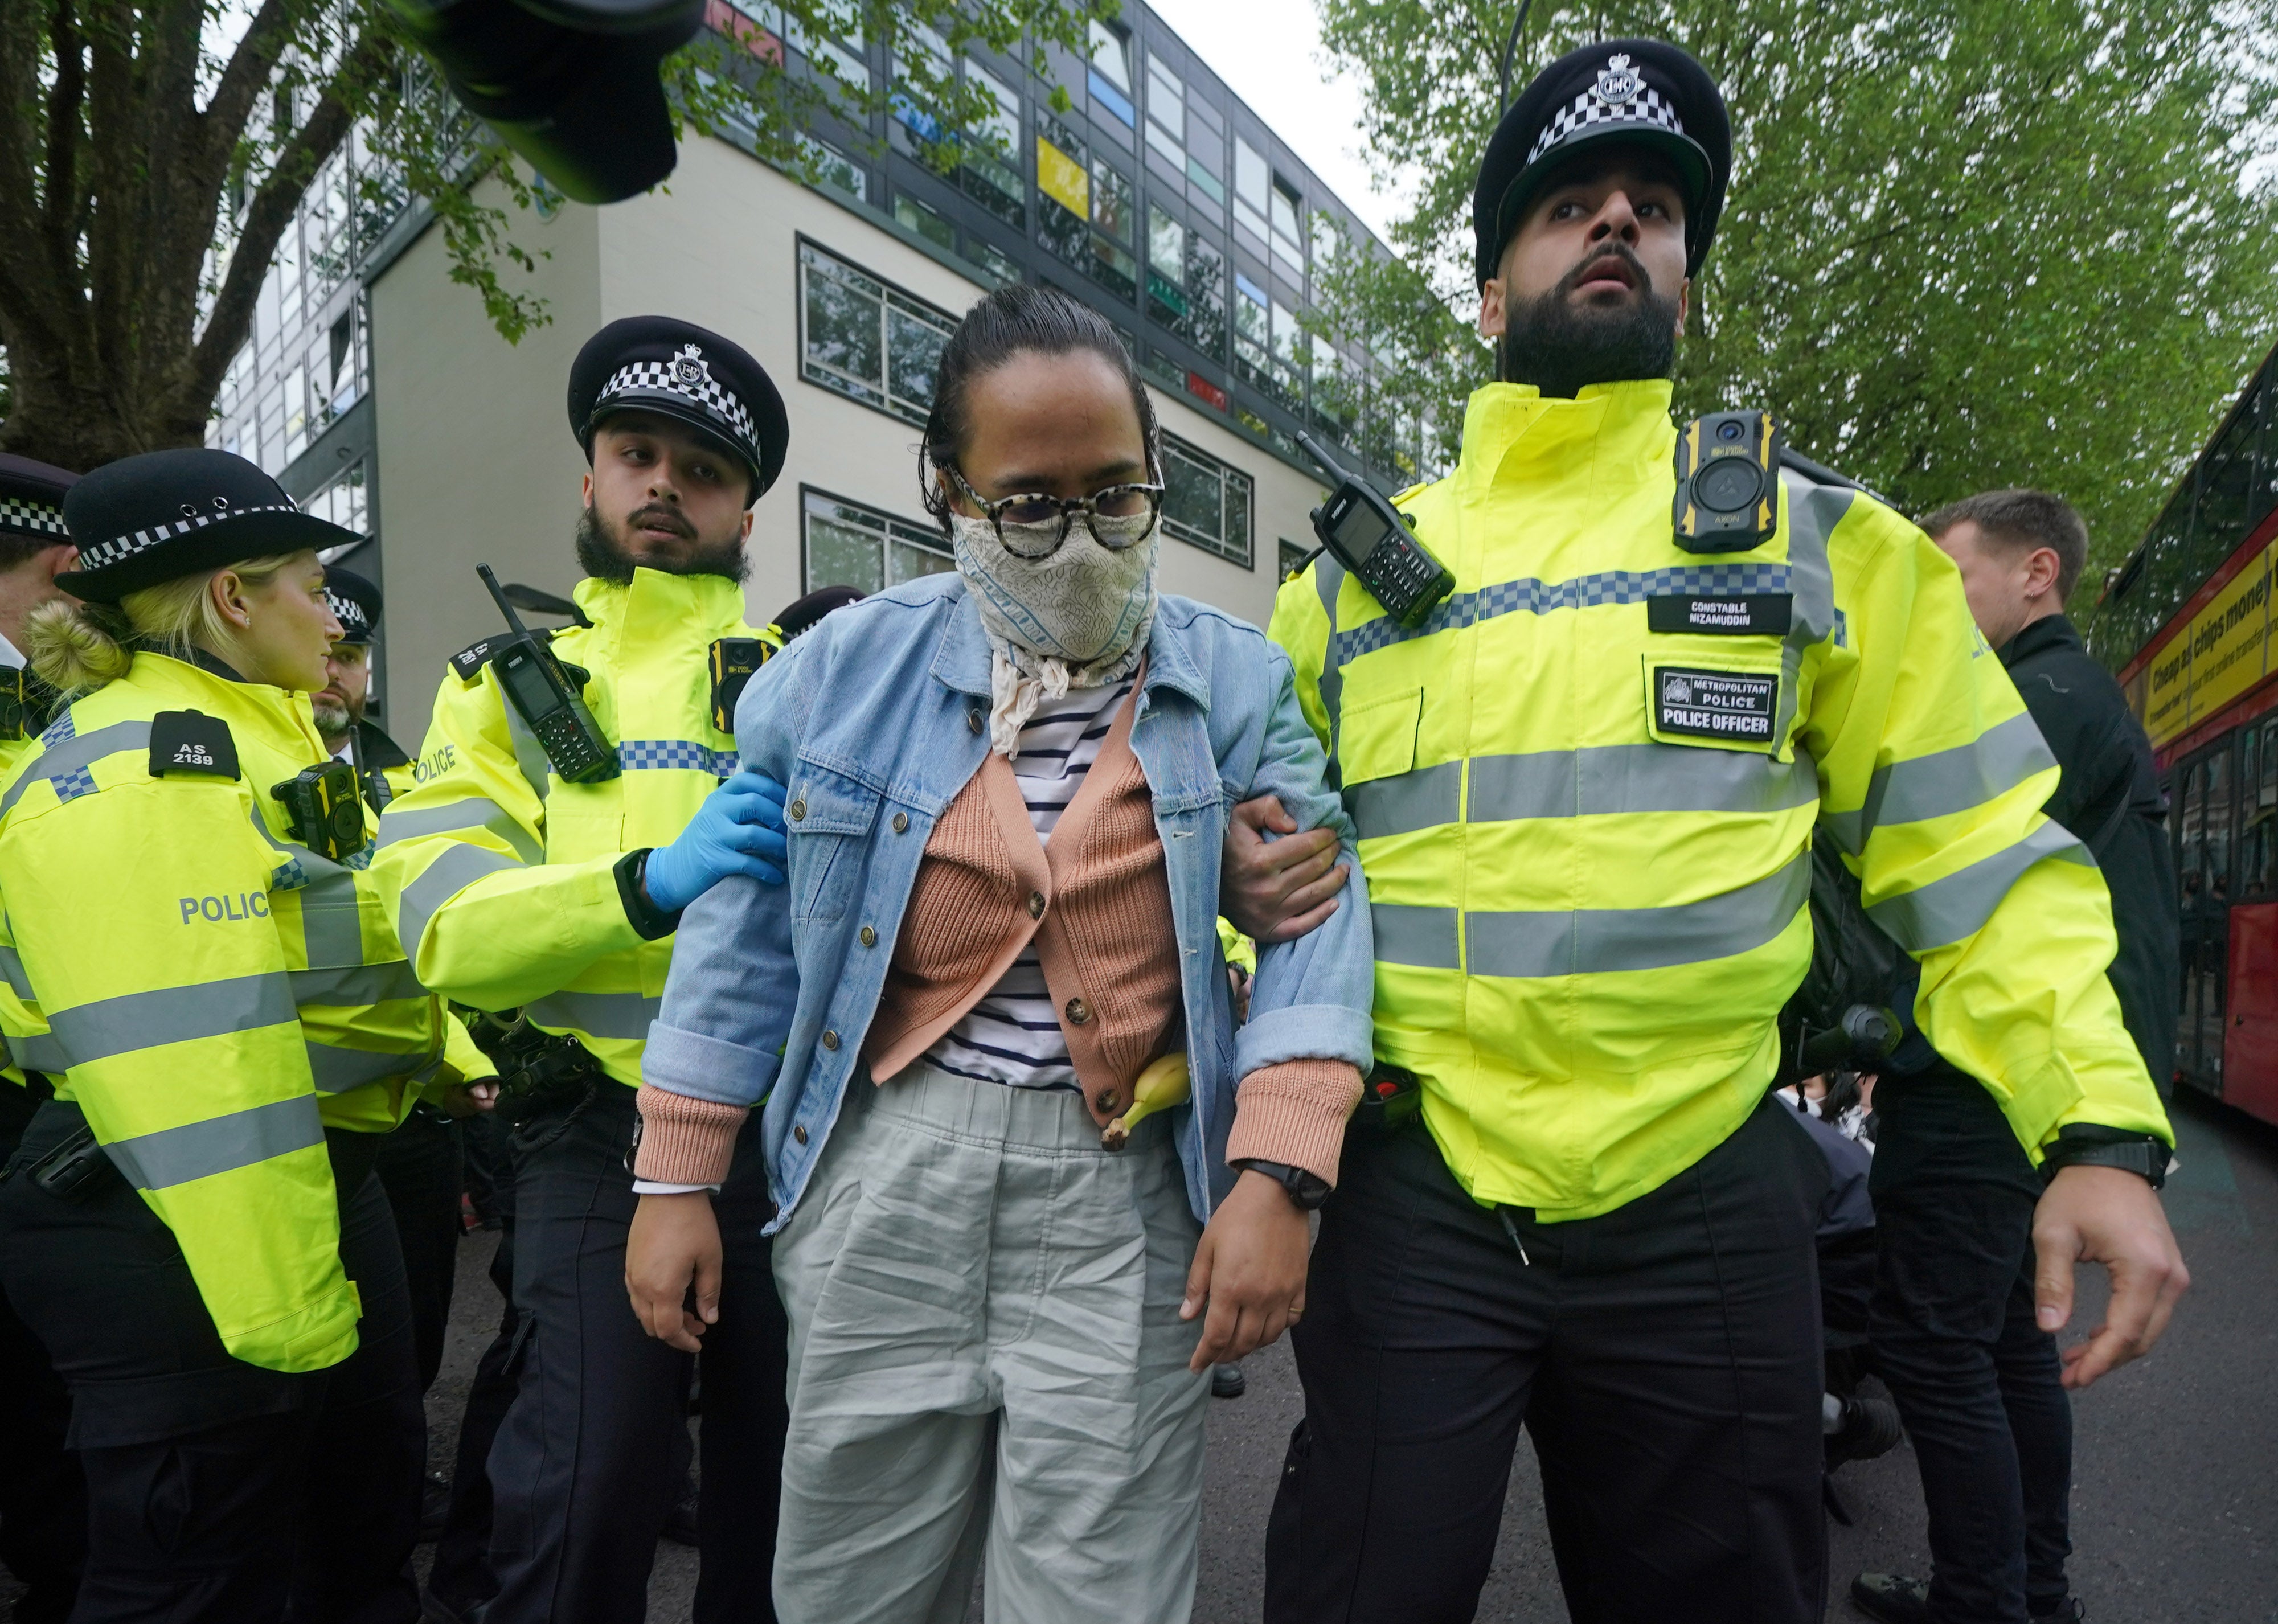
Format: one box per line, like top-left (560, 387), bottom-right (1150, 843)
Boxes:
top-left (40, 0), bottom-right (85, 252)
top-left (199, 0), bottom-right (299, 168)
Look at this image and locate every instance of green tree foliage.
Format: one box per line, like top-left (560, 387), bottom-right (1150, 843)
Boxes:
top-left (0, 0), bottom-right (1108, 471)
top-left (1313, 0), bottom-right (2278, 583)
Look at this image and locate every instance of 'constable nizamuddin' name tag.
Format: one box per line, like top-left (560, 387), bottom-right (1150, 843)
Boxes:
top-left (1645, 593), bottom-right (1792, 635)
top-left (1650, 666), bottom-right (1777, 746)
top-left (147, 710), bottom-right (240, 780)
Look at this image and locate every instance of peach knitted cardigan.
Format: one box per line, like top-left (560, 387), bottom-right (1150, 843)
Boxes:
top-left (634, 688), bottom-right (1360, 1190)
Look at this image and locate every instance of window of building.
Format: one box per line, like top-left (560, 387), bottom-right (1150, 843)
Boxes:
top-left (801, 134), bottom-right (867, 201)
top-left (1145, 205), bottom-right (1224, 358)
top-left (1036, 116), bottom-right (1137, 305)
top-left (1146, 207), bottom-right (1187, 329)
top-left (798, 240), bottom-right (958, 428)
top-left (1088, 22), bottom-right (1134, 126)
top-left (1233, 138), bottom-right (1270, 247)
top-left (961, 63), bottom-right (1024, 226)
top-left (1269, 178), bottom-right (1305, 276)
top-left (970, 238), bottom-right (1021, 285)
top-left (304, 458), bottom-right (369, 540)
top-left (893, 192), bottom-right (957, 253)
top-left (1280, 537), bottom-right (1310, 581)
top-left (1145, 54), bottom-right (1184, 169)
top-left (1234, 272), bottom-right (1271, 396)
top-left (802, 488), bottom-right (955, 594)
top-left (1161, 433), bottom-right (1253, 568)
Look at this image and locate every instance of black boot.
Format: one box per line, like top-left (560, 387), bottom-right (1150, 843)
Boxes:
top-left (1850, 1572), bottom-right (1929, 1623)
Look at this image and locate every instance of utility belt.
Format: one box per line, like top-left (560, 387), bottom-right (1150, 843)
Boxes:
top-left (461, 1008), bottom-right (609, 1122)
top-left (1351, 1063), bottom-right (1424, 1134)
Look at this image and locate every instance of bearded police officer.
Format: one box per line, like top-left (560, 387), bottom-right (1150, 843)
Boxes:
top-left (317, 565), bottom-right (417, 810)
top-left (373, 317), bottom-right (792, 1624)
top-left (1240, 40), bottom-right (2187, 1624)
top-left (0, 452), bottom-right (83, 1623)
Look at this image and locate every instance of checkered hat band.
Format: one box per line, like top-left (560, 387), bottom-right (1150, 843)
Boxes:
top-left (599, 362), bottom-right (758, 460)
top-left (1526, 84), bottom-right (1684, 169)
top-left (0, 497), bottom-right (67, 539)
top-left (75, 504), bottom-right (303, 572)
top-left (326, 592), bottom-right (371, 634)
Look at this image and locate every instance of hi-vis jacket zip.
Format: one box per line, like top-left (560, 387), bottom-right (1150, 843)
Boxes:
top-left (1270, 379), bottom-right (2172, 1221)
top-left (371, 569), bottom-right (777, 1086)
top-left (0, 652), bottom-right (454, 1371)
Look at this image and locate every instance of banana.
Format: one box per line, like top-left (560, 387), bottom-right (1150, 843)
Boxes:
top-left (1100, 1052), bottom-right (1191, 1151)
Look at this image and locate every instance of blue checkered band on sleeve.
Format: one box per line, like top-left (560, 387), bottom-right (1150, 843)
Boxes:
top-left (617, 739), bottom-right (739, 778)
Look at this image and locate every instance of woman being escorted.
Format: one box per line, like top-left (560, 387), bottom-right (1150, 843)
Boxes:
top-left (626, 285), bottom-right (1373, 1623)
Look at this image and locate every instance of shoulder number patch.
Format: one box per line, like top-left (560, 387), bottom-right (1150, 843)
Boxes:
top-left (1652, 666), bottom-right (1777, 746)
top-left (148, 710), bottom-right (241, 780)
top-left (1645, 593), bottom-right (1793, 636)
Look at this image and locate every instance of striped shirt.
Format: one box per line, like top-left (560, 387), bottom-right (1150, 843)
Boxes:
top-left (924, 679), bottom-right (1137, 1090)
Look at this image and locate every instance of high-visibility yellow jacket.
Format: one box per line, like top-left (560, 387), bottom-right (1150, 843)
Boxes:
top-left (0, 651), bottom-right (452, 1369)
top-left (371, 570), bottom-right (776, 1085)
top-left (1270, 380), bottom-right (2172, 1221)
top-left (0, 684), bottom-right (50, 1091)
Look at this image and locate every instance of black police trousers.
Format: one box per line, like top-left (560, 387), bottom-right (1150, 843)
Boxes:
top-left (470, 1082), bottom-right (787, 1624)
top-left (0, 1105), bottom-right (424, 1624)
top-left (1869, 1071), bottom-right (2072, 1623)
top-left (1265, 1092), bottom-right (1829, 1624)
top-left (0, 1078), bottom-right (85, 1623)
top-left (373, 1102), bottom-right (464, 1392)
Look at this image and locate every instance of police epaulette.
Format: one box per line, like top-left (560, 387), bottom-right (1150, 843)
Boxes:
top-left (148, 710), bottom-right (240, 781)
top-left (450, 636), bottom-right (501, 684)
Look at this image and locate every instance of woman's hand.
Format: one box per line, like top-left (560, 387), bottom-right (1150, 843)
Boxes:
top-left (1181, 1170), bottom-right (1312, 1371)
top-left (626, 1191), bottom-right (724, 1354)
top-left (437, 1080), bottom-right (499, 1118)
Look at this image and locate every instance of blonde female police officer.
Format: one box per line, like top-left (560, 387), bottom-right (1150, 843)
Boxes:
top-left (0, 448), bottom-right (465, 1624)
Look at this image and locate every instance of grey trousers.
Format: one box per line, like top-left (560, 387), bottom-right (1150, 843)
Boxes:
top-left (771, 1064), bottom-right (1211, 1624)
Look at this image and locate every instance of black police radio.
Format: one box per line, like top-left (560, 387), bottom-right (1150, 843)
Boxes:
top-left (1673, 411), bottom-right (1784, 553)
top-left (479, 563), bottom-right (619, 784)
top-left (1297, 433), bottom-right (1456, 629)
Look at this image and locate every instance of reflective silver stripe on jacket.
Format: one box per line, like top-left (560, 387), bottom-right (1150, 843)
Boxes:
top-left (241, 803), bottom-right (366, 967)
top-left (1373, 852), bottom-right (1810, 978)
top-left (1770, 473), bottom-right (1849, 748)
top-left (376, 797), bottom-right (543, 864)
top-left (104, 1094), bottom-right (326, 1190)
top-left (306, 1040), bottom-right (439, 1094)
top-left (6, 1034), bottom-right (70, 1074)
top-left (1821, 712), bottom-right (2058, 856)
top-left (46, 971), bottom-right (298, 1068)
top-left (1347, 746), bottom-right (1820, 842)
top-left (502, 706), bottom-right (554, 805)
top-left (396, 844), bottom-right (521, 960)
top-left (289, 962), bottom-right (426, 1007)
top-left (0, 720), bottom-right (153, 817)
top-left (527, 990), bottom-right (662, 1042)
top-left (0, 945), bottom-right (32, 1000)
top-left (1866, 821), bottom-right (2094, 952)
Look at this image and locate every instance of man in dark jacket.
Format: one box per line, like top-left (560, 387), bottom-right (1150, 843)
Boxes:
top-left (1932, 490), bottom-right (2180, 1086)
top-left (1850, 489), bottom-right (2182, 1624)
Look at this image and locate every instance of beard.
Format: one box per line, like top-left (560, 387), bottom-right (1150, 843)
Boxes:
top-left (575, 501), bottom-right (749, 585)
top-left (311, 695), bottom-right (353, 742)
top-left (1497, 243), bottom-right (1680, 399)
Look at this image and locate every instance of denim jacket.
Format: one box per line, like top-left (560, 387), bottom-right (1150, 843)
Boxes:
top-left (641, 572), bottom-right (1374, 1228)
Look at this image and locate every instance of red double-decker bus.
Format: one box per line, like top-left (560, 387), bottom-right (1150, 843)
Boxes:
top-left (2092, 339), bottom-right (2278, 1123)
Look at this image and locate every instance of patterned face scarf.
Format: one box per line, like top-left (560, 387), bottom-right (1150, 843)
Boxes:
top-left (951, 510), bottom-right (1159, 757)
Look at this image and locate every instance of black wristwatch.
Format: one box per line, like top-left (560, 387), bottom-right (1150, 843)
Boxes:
top-left (1233, 1158), bottom-right (1332, 1211)
top-left (2038, 1127), bottom-right (2170, 1191)
top-left (614, 848), bottom-right (684, 941)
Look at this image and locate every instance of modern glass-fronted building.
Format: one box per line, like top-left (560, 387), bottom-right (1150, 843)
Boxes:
top-left (210, 2), bottom-right (1425, 728)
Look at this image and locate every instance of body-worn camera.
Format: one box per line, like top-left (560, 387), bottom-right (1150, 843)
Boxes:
top-left (1298, 433), bottom-right (1457, 629)
top-left (480, 563), bottom-right (618, 784)
top-left (1674, 411), bottom-right (1784, 554)
top-left (273, 759), bottom-right (366, 862)
top-left (708, 637), bottom-right (772, 735)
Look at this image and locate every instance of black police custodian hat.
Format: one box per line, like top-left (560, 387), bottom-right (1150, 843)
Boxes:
top-left (771, 584), bottom-right (863, 643)
top-left (324, 565), bottom-right (383, 645)
top-left (0, 453), bottom-right (78, 546)
top-left (60, 449), bottom-right (362, 603)
top-left (568, 317), bottom-right (789, 505)
top-left (1473, 39), bottom-right (1730, 287)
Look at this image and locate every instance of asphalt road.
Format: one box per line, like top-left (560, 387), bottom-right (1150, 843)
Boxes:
top-left (7, 1090), bottom-right (2268, 1621)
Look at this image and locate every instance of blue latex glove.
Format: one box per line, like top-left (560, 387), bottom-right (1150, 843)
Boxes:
top-left (643, 770), bottom-right (789, 912)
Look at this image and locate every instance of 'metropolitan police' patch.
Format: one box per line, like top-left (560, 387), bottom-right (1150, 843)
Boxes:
top-left (148, 710), bottom-right (240, 780)
top-left (1650, 666), bottom-right (1776, 746)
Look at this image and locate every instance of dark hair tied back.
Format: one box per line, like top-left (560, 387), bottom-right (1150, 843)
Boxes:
top-left (919, 284), bottom-right (1161, 533)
